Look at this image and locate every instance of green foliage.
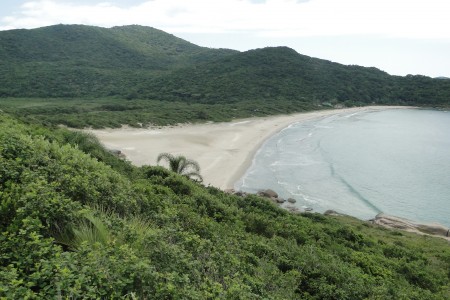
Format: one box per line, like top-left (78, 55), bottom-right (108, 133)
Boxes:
top-left (157, 152), bottom-right (203, 182)
top-left (1, 25), bottom-right (450, 129)
top-left (54, 211), bottom-right (112, 251)
top-left (1, 114), bottom-right (449, 299)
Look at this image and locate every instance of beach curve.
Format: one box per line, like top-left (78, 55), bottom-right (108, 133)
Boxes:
top-left (88, 106), bottom-right (408, 190)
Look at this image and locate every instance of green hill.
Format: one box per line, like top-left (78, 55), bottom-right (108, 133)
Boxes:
top-left (1, 113), bottom-right (449, 299)
top-left (143, 46), bottom-right (396, 104)
top-left (0, 24), bottom-right (236, 98)
top-left (0, 24), bottom-right (449, 128)
top-left (0, 24), bottom-right (235, 69)
top-left (143, 46), bottom-right (450, 107)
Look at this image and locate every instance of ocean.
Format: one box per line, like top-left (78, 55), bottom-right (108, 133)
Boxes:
top-left (235, 108), bottom-right (450, 227)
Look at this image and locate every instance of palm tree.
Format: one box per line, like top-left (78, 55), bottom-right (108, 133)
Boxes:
top-left (157, 152), bottom-right (203, 182)
top-left (54, 212), bottom-right (111, 251)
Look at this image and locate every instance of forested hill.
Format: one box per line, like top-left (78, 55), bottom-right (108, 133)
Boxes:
top-left (0, 24), bottom-right (236, 98)
top-left (0, 24), bottom-right (236, 69)
top-left (144, 46), bottom-right (400, 105)
top-left (0, 24), bottom-right (449, 128)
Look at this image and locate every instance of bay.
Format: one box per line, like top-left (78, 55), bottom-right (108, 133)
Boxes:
top-left (235, 108), bottom-right (450, 227)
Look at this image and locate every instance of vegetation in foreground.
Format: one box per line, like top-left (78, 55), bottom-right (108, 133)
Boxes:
top-left (1, 113), bottom-right (449, 299)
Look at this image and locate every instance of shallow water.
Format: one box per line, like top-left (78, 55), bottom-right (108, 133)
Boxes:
top-left (235, 109), bottom-right (450, 227)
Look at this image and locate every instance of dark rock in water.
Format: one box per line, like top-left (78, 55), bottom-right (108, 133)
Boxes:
top-left (304, 207), bottom-right (313, 212)
top-left (275, 198), bottom-right (286, 204)
top-left (258, 189), bottom-right (278, 198)
top-left (269, 198), bottom-right (278, 204)
top-left (287, 198), bottom-right (296, 204)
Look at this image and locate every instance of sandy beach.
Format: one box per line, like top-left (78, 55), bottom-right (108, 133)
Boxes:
top-left (89, 106), bottom-right (405, 190)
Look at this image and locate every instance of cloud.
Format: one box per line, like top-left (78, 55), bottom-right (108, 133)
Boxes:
top-left (1, 0), bottom-right (449, 39)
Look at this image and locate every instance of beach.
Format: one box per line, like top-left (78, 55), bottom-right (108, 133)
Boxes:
top-left (89, 106), bottom-right (403, 190)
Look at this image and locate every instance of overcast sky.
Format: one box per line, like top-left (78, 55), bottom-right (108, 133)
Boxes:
top-left (1, 0), bottom-right (449, 77)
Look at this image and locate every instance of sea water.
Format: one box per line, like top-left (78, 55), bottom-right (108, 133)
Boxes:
top-left (235, 109), bottom-right (450, 227)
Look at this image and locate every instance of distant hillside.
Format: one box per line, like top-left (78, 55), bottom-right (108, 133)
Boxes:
top-left (143, 47), bottom-right (396, 105)
top-left (143, 46), bottom-right (450, 107)
top-left (0, 24), bottom-right (235, 69)
top-left (0, 24), bottom-right (236, 98)
top-left (0, 24), bottom-right (449, 127)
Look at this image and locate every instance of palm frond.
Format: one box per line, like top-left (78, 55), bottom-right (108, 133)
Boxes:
top-left (156, 152), bottom-right (174, 164)
top-left (156, 152), bottom-right (203, 182)
top-left (183, 171), bottom-right (203, 183)
top-left (54, 211), bottom-right (111, 251)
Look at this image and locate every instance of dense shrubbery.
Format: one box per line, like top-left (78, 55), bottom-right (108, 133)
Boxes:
top-left (1, 113), bottom-right (449, 298)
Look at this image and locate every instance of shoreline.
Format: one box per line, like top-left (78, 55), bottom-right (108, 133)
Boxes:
top-left (88, 106), bottom-right (410, 190)
top-left (88, 105), bottom-right (450, 240)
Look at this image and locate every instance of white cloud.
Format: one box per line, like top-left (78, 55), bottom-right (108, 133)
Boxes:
top-left (1, 0), bottom-right (450, 39)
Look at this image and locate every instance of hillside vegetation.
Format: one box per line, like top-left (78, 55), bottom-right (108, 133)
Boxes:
top-left (1, 113), bottom-right (450, 299)
top-left (0, 24), bottom-right (235, 98)
top-left (0, 25), bottom-right (450, 128)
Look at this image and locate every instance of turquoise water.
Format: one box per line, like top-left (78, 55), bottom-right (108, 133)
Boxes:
top-left (235, 109), bottom-right (450, 227)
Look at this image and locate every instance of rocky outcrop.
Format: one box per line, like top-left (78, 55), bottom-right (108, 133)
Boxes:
top-left (275, 198), bottom-right (286, 204)
top-left (371, 213), bottom-right (450, 240)
top-left (227, 188), bottom-right (302, 212)
top-left (257, 189), bottom-right (278, 198)
top-left (225, 189), bottom-right (449, 240)
top-left (324, 210), bottom-right (342, 216)
top-left (257, 189), bottom-right (289, 205)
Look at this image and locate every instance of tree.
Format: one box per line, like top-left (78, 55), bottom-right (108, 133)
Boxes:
top-left (157, 152), bottom-right (203, 182)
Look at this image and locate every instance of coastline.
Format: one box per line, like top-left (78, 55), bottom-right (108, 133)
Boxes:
top-left (89, 105), bottom-right (450, 240)
top-left (88, 106), bottom-right (408, 190)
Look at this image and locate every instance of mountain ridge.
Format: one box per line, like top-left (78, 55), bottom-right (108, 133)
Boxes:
top-left (0, 24), bottom-right (449, 127)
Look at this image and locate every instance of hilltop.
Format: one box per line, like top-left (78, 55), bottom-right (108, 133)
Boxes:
top-left (0, 24), bottom-right (236, 98)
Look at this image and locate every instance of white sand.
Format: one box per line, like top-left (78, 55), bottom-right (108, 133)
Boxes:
top-left (88, 106), bottom-right (407, 189)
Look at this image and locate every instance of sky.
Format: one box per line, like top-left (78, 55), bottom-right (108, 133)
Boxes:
top-left (1, 0), bottom-right (449, 77)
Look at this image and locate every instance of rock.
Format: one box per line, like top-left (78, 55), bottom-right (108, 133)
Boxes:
top-left (275, 198), bottom-right (286, 204)
top-left (324, 210), bottom-right (341, 216)
top-left (108, 149), bottom-right (126, 159)
top-left (372, 213), bottom-right (450, 240)
top-left (234, 191), bottom-right (247, 197)
top-left (224, 189), bottom-right (235, 194)
top-left (304, 207), bottom-right (313, 212)
top-left (286, 206), bottom-right (300, 213)
top-left (257, 189), bottom-right (278, 198)
top-left (417, 224), bottom-right (449, 236)
top-left (287, 198), bottom-right (296, 204)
